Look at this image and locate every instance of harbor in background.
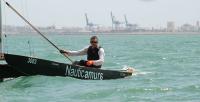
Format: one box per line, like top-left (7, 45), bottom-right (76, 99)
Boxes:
top-left (2, 12), bottom-right (200, 35)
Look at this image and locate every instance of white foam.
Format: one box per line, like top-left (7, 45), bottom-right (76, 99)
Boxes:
top-left (130, 69), bottom-right (153, 76)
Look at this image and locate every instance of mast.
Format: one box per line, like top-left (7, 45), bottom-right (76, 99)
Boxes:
top-left (0, 0), bottom-right (2, 52)
top-left (0, 0), bottom-right (4, 60)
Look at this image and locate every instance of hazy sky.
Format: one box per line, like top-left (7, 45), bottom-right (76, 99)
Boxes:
top-left (1, 0), bottom-right (200, 28)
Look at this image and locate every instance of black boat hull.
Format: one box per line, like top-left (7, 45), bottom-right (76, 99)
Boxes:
top-left (4, 54), bottom-right (132, 80)
top-left (0, 64), bottom-right (26, 79)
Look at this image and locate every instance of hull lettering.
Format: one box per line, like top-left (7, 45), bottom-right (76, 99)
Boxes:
top-left (27, 58), bottom-right (37, 64)
top-left (65, 65), bottom-right (103, 80)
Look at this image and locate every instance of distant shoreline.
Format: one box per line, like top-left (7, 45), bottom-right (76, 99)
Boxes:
top-left (4, 31), bottom-right (200, 35)
top-left (64, 32), bottom-right (200, 35)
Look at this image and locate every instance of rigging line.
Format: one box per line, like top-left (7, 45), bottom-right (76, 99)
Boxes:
top-left (4, 34), bottom-right (8, 53)
top-left (24, 0), bottom-right (30, 33)
top-left (2, 0), bottom-right (7, 53)
top-left (2, 0), bottom-right (8, 53)
top-left (0, 0), bottom-right (2, 53)
top-left (20, 0), bottom-right (26, 30)
top-left (27, 40), bottom-right (32, 56)
top-left (21, 0), bottom-right (30, 32)
top-left (3, 0), bottom-right (74, 63)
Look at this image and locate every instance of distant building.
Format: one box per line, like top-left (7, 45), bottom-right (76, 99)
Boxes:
top-left (196, 21), bottom-right (200, 32)
top-left (181, 24), bottom-right (195, 32)
top-left (167, 21), bottom-right (175, 32)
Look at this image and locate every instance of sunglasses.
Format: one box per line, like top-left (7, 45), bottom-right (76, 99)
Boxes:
top-left (90, 41), bottom-right (98, 43)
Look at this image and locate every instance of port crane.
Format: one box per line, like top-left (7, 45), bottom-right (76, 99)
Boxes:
top-left (124, 15), bottom-right (137, 31)
top-left (110, 12), bottom-right (123, 31)
top-left (85, 13), bottom-right (98, 31)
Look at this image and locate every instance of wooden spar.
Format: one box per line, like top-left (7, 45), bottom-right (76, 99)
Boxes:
top-left (3, 1), bottom-right (73, 63)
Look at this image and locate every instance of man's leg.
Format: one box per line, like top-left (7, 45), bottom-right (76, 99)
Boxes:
top-left (73, 60), bottom-right (87, 66)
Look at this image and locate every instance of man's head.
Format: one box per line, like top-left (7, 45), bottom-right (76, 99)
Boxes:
top-left (90, 36), bottom-right (99, 47)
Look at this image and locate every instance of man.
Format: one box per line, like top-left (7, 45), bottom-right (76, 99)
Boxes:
top-left (60, 36), bottom-right (105, 68)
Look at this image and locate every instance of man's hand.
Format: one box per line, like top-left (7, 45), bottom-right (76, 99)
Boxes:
top-left (86, 60), bottom-right (94, 66)
top-left (59, 49), bottom-right (67, 54)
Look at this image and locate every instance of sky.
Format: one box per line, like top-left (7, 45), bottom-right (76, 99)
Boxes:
top-left (1, 0), bottom-right (200, 28)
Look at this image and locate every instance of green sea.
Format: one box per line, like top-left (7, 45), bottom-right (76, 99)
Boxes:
top-left (0, 34), bottom-right (200, 102)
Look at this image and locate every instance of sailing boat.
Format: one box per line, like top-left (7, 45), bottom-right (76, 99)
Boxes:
top-left (0, 1), bottom-right (133, 80)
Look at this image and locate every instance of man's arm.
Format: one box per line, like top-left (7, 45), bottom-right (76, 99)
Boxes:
top-left (61, 46), bottom-right (88, 56)
top-left (93, 48), bottom-right (105, 66)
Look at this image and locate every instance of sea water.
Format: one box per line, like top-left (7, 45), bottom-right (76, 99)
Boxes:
top-left (0, 34), bottom-right (200, 102)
